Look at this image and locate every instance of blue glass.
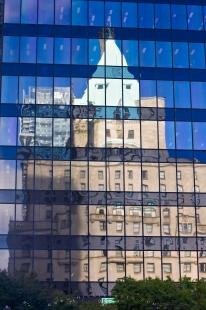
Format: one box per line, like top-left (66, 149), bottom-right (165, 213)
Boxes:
top-left (187, 5), bottom-right (204, 31)
top-left (20, 37), bottom-right (36, 63)
top-left (55, 38), bottom-right (70, 64)
top-left (37, 38), bottom-right (53, 64)
top-left (19, 76), bottom-right (36, 104)
top-left (189, 43), bottom-right (205, 69)
top-left (157, 81), bottom-right (174, 108)
top-left (140, 80), bottom-right (156, 98)
top-left (38, 0), bottom-right (54, 24)
top-left (155, 4), bottom-right (170, 29)
top-left (3, 37), bottom-right (19, 63)
top-left (36, 77), bottom-right (53, 105)
top-left (171, 5), bottom-right (187, 30)
top-left (54, 78), bottom-right (70, 105)
top-left (21, 0), bottom-right (37, 24)
top-left (105, 2), bottom-right (121, 27)
top-left (174, 82), bottom-right (191, 108)
top-left (4, 0), bottom-right (20, 23)
top-left (0, 118), bottom-right (17, 146)
top-left (89, 1), bottom-right (104, 26)
top-left (1, 76), bottom-right (18, 104)
top-left (173, 42), bottom-right (189, 68)
top-left (138, 3), bottom-right (154, 29)
top-left (191, 82), bottom-right (206, 109)
top-left (122, 3), bottom-right (137, 28)
top-left (122, 41), bottom-right (138, 66)
top-left (72, 0), bottom-right (87, 26)
top-left (176, 122), bottom-right (192, 149)
top-left (55, 0), bottom-right (71, 25)
top-left (89, 39), bottom-right (101, 66)
top-left (72, 39), bottom-right (87, 65)
top-left (139, 41), bottom-right (155, 67)
top-left (193, 123), bottom-right (206, 150)
top-left (156, 42), bottom-right (172, 68)
top-left (166, 122), bottom-right (175, 149)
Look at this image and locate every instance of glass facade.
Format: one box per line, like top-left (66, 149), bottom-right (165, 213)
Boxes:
top-left (1, 0), bottom-right (206, 297)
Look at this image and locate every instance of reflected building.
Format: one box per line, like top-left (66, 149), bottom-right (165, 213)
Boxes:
top-left (2, 0), bottom-right (206, 297)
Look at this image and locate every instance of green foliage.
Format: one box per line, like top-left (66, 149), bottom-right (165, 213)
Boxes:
top-left (112, 277), bottom-right (206, 310)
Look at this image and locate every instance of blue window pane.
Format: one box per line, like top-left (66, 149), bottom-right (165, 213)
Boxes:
top-left (173, 42), bottom-right (189, 68)
top-left (140, 80), bottom-right (156, 98)
top-left (156, 42), bottom-right (172, 68)
top-left (157, 81), bottom-right (174, 108)
top-left (140, 41), bottom-right (155, 67)
top-left (89, 39), bottom-right (101, 65)
top-left (72, 0), bottom-right (87, 25)
top-left (38, 0), bottom-right (54, 24)
top-left (37, 38), bottom-right (53, 64)
top-left (0, 118), bottom-right (17, 146)
top-left (174, 82), bottom-right (190, 108)
top-left (189, 43), bottom-right (205, 69)
top-left (166, 122), bottom-right (175, 149)
top-left (55, 38), bottom-right (70, 64)
top-left (191, 82), bottom-right (206, 109)
top-left (105, 2), bottom-right (121, 27)
top-left (139, 3), bottom-right (154, 29)
top-left (55, 0), bottom-right (71, 25)
top-left (89, 1), bottom-right (104, 26)
top-left (20, 37), bottom-right (36, 63)
top-left (155, 4), bottom-right (170, 29)
top-left (187, 5), bottom-right (204, 30)
top-left (122, 3), bottom-right (137, 28)
top-left (1, 76), bottom-right (18, 104)
top-left (171, 5), bottom-right (187, 30)
top-left (72, 39), bottom-right (87, 65)
top-left (37, 77), bottom-right (53, 105)
top-left (176, 122), bottom-right (192, 149)
top-left (4, 0), bottom-right (20, 23)
top-left (0, 160), bottom-right (16, 189)
top-left (193, 123), bottom-right (206, 150)
top-left (122, 40), bottom-right (138, 66)
top-left (19, 76), bottom-right (36, 104)
top-left (3, 36), bottom-right (19, 62)
top-left (54, 78), bottom-right (70, 105)
top-left (21, 0), bottom-right (37, 24)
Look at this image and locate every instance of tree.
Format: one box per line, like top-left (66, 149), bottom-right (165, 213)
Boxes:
top-left (111, 277), bottom-right (206, 310)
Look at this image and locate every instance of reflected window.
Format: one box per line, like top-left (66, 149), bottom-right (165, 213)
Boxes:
top-left (3, 36), bottom-right (19, 63)
top-left (122, 3), bottom-right (137, 28)
top-left (0, 117), bottom-right (17, 145)
top-left (173, 42), bottom-right (189, 68)
top-left (72, 0), bottom-right (87, 25)
top-left (4, 0), bottom-right (20, 23)
top-left (140, 41), bottom-right (155, 67)
top-left (20, 37), bottom-right (36, 63)
top-left (37, 37), bottom-right (53, 64)
top-left (89, 39), bottom-right (101, 65)
top-left (171, 5), bottom-right (187, 29)
top-left (191, 82), bottom-right (206, 109)
top-left (38, 0), bottom-right (54, 24)
top-left (21, 0), bottom-right (37, 24)
top-left (157, 81), bottom-right (174, 108)
top-left (105, 2), bottom-right (121, 27)
top-left (55, 0), bottom-right (71, 25)
top-left (189, 43), bottom-right (205, 69)
top-left (54, 77), bottom-right (70, 105)
top-left (187, 5), bottom-right (203, 30)
top-left (89, 1), bottom-right (104, 26)
top-left (55, 38), bottom-right (70, 64)
top-left (122, 40), bottom-right (138, 66)
top-left (193, 123), bottom-right (206, 150)
top-left (156, 42), bottom-right (172, 67)
top-left (19, 76), bottom-right (36, 104)
top-left (155, 4), bottom-right (170, 29)
top-left (72, 39), bottom-right (87, 65)
top-left (174, 82), bottom-right (190, 108)
top-left (37, 77), bottom-right (53, 105)
top-left (176, 122), bottom-right (192, 149)
top-left (139, 3), bottom-right (154, 29)
top-left (1, 76), bottom-right (18, 104)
